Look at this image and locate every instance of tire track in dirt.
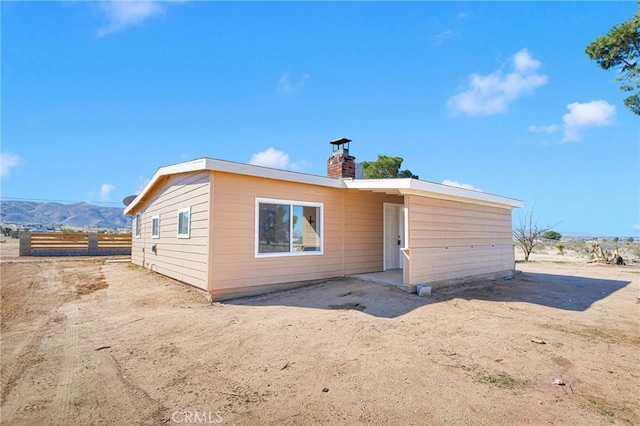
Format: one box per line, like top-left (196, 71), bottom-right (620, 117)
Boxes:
top-left (0, 262), bottom-right (64, 405)
top-left (2, 258), bottom-right (166, 424)
top-left (49, 302), bottom-right (81, 424)
top-left (90, 352), bottom-right (167, 425)
top-left (0, 262), bottom-right (46, 330)
top-left (1, 258), bottom-right (110, 421)
top-left (0, 325), bottom-right (49, 405)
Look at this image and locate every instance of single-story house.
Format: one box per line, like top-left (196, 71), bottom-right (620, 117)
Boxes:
top-left (124, 139), bottom-right (522, 300)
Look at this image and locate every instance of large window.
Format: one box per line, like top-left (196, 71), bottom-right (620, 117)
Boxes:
top-left (135, 213), bottom-right (141, 238)
top-left (177, 207), bottom-right (190, 238)
top-left (256, 198), bottom-right (322, 256)
top-left (151, 215), bottom-right (160, 238)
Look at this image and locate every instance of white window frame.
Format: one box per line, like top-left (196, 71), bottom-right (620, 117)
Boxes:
top-left (255, 197), bottom-right (323, 258)
top-left (151, 215), bottom-right (160, 239)
top-left (134, 213), bottom-right (141, 238)
top-left (177, 207), bottom-right (191, 239)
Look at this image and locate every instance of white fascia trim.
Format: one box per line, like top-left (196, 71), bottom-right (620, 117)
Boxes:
top-left (124, 157), bottom-right (344, 215)
top-left (344, 178), bottom-right (413, 191)
top-left (124, 158), bottom-right (523, 215)
top-left (124, 158), bottom-right (208, 215)
top-left (345, 178), bottom-right (523, 209)
top-left (203, 158), bottom-right (343, 189)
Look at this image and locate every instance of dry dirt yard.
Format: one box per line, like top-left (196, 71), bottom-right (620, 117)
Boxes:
top-left (1, 239), bottom-right (639, 425)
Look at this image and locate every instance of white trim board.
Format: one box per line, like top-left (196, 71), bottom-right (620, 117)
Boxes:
top-left (125, 158), bottom-right (523, 215)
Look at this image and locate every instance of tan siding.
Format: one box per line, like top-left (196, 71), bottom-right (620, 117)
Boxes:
top-left (344, 192), bottom-right (403, 274)
top-left (130, 171), bottom-right (210, 290)
top-left (209, 172), bottom-right (349, 292)
top-left (406, 195), bottom-right (514, 285)
top-left (131, 165), bottom-right (516, 295)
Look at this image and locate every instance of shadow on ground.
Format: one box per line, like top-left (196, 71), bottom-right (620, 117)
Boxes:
top-left (224, 271), bottom-right (632, 318)
top-left (435, 271), bottom-right (631, 312)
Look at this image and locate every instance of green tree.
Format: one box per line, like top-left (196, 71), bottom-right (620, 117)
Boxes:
top-left (361, 155), bottom-right (419, 179)
top-left (542, 230), bottom-right (562, 240)
top-left (586, 6), bottom-right (640, 115)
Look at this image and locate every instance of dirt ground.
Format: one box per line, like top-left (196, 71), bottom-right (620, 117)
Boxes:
top-left (1, 238), bottom-right (639, 425)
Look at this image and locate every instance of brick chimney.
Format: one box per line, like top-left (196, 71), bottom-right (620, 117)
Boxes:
top-left (327, 138), bottom-right (356, 179)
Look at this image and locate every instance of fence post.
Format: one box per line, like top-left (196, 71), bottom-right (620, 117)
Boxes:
top-left (88, 233), bottom-right (98, 255)
top-left (19, 234), bottom-right (31, 256)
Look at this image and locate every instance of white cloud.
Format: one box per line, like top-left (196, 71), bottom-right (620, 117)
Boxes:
top-left (100, 183), bottom-right (116, 201)
top-left (442, 179), bottom-right (482, 192)
top-left (96, 1), bottom-right (165, 37)
top-left (250, 148), bottom-right (310, 172)
top-left (277, 74), bottom-right (292, 95)
top-left (250, 147), bottom-right (290, 169)
top-left (513, 49), bottom-right (540, 74)
top-left (527, 124), bottom-right (559, 134)
top-left (527, 100), bottom-right (615, 143)
top-left (447, 48), bottom-right (548, 116)
top-left (0, 152), bottom-right (23, 179)
top-left (276, 72), bottom-right (310, 95)
top-left (562, 100), bottom-right (616, 142)
top-left (434, 29), bottom-right (453, 45)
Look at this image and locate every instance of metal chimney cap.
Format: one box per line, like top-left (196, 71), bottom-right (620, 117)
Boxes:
top-left (330, 137), bottom-right (352, 145)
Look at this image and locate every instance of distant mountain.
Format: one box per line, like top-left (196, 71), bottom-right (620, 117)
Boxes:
top-left (0, 200), bottom-right (131, 229)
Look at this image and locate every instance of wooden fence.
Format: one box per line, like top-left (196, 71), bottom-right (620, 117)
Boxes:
top-left (19, 233), bottom-right (131, 256)
top-left (97, 234), bottom-right (132, 249)
top-left (29, 233), bottom-right (89, 250)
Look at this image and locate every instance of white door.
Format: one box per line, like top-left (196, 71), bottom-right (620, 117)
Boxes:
top-left (384, 203), bottom-right (404, 270)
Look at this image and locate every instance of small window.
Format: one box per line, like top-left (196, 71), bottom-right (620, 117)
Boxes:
top-left (177, 207), bottom-right (190, 238)
top-left (135, 213), bottom-right (141, 238)
top-left (256, 198), bottom-right (322, 256)
top-left (151, 215), bottom-right (160, 238)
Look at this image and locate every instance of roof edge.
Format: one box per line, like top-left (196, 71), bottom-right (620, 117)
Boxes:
top-left (125, 159), bottom-right (523, 215)
top-left (124, 157), bottom-right (344, 215)
top-left (345, 178), bottom-right (523, 209)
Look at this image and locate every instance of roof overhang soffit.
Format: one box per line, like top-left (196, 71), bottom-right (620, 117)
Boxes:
top-left (350, 187), bottom-right (403, 195)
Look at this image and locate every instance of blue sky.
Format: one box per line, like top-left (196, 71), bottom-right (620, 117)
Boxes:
top-left (1, 1), bottom-right (638, 237)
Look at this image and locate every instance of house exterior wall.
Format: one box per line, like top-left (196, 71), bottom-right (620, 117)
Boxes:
top-left (206, 172), bottom-right (402, 298)
top-left (128, 164), bottom-right (519, 297)
top-left (208, 171), bottom-right (343, 297)
top-left (344, 191), bottom-right (403, 274)
top-left (131, 171), bottom-right (210, 290)
top-left (404, 195), bottom-right (514, 287)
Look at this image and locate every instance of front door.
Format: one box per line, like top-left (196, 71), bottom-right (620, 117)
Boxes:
top-left (384, 203), bottom-right (404, 270)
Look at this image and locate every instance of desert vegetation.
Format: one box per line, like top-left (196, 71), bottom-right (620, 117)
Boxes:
top-left (515, 238), bottom-right (640, 264)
